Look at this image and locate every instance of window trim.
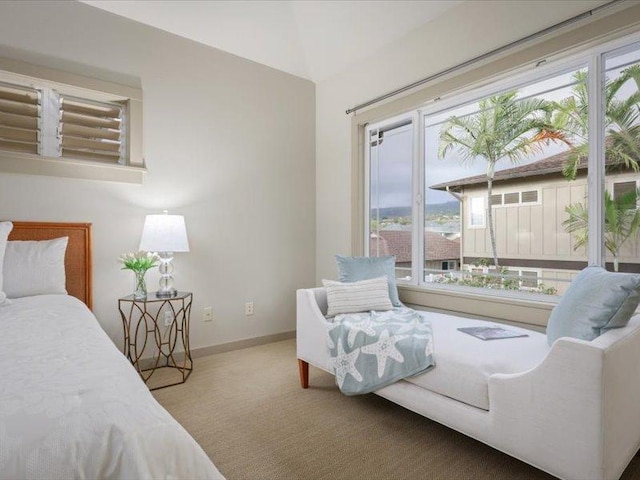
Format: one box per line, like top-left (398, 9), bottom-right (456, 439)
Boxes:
top-left (0, 56), bottom-right (144, 184)
top-left (352, 13), bottom-right (640, 310)
top-left (468, 196), bottom-right (486, 229)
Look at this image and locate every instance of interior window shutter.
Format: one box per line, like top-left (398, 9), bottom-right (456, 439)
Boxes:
top-left (0, 81), bottom-right (40, 154)
top-left (59, 94), bottom-right (124, 163)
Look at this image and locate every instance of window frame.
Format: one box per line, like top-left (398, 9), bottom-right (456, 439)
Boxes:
top-left (360, 28), bottom-right (640, 302)
top-left (364, 112), bottom-right (417, 269)
top-left (0, 56), bottom-right (144, 184)
top-left (441, 260), bottom-right (457, 271)
top-left (613, 180), bottom-right (639, 201)
top-left (503, 267), bottom-right (543, 290)
top-left (518, 269), bottom-right (542, 290)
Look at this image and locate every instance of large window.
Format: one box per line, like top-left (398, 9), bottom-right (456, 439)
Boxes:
top-left (365, 34), bottom-right (640, 299)
top-left (602, 42), bottom-right (640, 274)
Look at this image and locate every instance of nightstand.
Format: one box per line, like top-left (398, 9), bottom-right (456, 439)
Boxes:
top-left (118, 292), bottom-right (193, 390)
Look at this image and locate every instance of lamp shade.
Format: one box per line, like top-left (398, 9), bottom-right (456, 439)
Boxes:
top-left (139, 213), bottom-right (190, 253)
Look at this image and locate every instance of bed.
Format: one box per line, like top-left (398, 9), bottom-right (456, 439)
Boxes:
top-left (0, 222), bottom-right (224, 479)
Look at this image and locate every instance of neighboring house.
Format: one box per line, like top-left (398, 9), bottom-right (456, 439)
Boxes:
top-left (371, 230), bottom-right (460, 279)
top-left (430, 149), bottom-right (640, 294)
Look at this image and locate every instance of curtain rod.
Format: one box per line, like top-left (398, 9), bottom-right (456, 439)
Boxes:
top-left (345, 0), bottom-right (626, 115)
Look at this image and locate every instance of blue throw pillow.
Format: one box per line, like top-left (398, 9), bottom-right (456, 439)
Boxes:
top-left (546, 266), bottom-right (640, 346)
top-left (335, 255), bottom-right (402, 307)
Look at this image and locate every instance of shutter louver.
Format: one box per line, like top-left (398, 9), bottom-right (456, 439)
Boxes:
top-left (60, 95), bottom-right (124, 163)
top-left (504, 192), bottom-right (519, 204)
top-left (521, 190), bottom-right (538, 203)
top-left (0, 82), bottom-right (39, 154)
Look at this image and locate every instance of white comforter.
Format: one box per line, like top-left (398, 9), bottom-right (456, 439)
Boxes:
top-left (0, 294), bottom-right (224, 480)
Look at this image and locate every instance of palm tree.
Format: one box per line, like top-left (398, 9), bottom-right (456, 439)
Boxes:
top-left (563, 188), bottom-right (640, 272)
top-left (439, 91), bottom-right (564, 268)
top-left (552, 66), bottom-right (640, 180)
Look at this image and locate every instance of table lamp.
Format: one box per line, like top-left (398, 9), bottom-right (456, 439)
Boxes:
top-left (139, 210), bottom-right (190, 298)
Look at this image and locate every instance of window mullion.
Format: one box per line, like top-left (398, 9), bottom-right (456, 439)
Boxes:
top-left (412, 111), bottom-right (424, 285)
top-left (363, 124), bottom-right (373, 257)
top-left (587, 53), bottom-right (605, 267)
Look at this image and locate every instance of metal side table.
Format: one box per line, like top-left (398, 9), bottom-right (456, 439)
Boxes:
top-left (118, 291), bottom-right (193, 390)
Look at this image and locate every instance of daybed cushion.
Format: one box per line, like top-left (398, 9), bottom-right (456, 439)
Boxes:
top-left (322, 276), bottom-right (393, 317)
top-left (546, 266), bottom-right (640, 345)
top-left (405, 312), bottom-right (549, 410)
top-left (336, 255), bottom-right (402, 307)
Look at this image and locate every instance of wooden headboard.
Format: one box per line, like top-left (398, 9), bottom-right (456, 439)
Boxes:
top-left (8, 222), bottom-right (93, 310)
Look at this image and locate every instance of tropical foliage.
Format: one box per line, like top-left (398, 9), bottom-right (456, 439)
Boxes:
top-left (439, 91), bottom-right (565, 268)
top-left (551, 66), bottom-right (640, 180)
top-left (435, 268), bottom-right (557, 295)
top-left (563, 188), bottom-right (640, 271)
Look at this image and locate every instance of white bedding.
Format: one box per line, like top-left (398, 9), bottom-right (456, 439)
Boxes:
top-left (0, 294), bottom-right (224, 480)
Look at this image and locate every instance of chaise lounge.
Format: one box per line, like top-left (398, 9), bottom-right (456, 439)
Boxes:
top-left (297, 286), bottom-right (640, 480)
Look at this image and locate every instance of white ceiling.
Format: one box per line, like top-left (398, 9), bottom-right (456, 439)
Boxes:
top-left (81, 0), bottom-right (462, 82)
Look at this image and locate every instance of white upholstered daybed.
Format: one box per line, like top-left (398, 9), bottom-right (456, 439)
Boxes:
top-left (0, 222), bottom-right (223, 479)
top-left (297, 287), bottom-right (640, 480)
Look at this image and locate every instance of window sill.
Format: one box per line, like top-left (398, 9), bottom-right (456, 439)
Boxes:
top-left (398, 283), bottom-right (557, 329)
top-left (0, 151), bottom-right (146, 184)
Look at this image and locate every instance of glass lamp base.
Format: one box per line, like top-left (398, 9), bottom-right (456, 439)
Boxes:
top-left (157, 252), bottom-right (177, 298)
top-left (156, 289), bottom-right (178, 298)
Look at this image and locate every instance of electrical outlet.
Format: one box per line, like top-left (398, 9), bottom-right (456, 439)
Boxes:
top-left (203, 307), bottom-right (213, 322)
top-left (163, 310), bottom-right (173, 326)
top-left (245, 302), bottom-right (254, 316)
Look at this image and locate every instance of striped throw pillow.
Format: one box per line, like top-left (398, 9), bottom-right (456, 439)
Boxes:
top-left (323, 276), bottom-right (393, 317)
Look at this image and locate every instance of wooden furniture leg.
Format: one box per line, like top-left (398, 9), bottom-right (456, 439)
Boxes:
top-left (298, 359), bottom-right (309, 388)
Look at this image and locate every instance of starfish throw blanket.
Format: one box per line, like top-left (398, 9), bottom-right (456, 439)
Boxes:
top-left (327, 308), bottom-right (435, 395)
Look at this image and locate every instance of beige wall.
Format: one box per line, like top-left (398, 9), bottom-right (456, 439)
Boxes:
top-left (0, 1), bottom-right (315, 349)
top-left (462, 178), bottom-right (588, 262)
top-left (462, 171), bottom-right (640, 264)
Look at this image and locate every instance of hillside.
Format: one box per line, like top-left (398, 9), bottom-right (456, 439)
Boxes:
top-left (372, 201), bottom-right (459, 219)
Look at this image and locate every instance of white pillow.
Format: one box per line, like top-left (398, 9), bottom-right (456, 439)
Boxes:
top-left (3, 237), bottom-right (68, 298)
top-left (0, 221), bottom-right (13, 305)
top-left (322, 276), bottom-right (393, 317)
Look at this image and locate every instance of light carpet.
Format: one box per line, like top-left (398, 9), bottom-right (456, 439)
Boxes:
top-left (153, 339), bottom-right (640, 480)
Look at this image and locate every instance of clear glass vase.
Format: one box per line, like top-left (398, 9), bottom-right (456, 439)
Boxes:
top-left (133, 270), bottom-right (147, 300)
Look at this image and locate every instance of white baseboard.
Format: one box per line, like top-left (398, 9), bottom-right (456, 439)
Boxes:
top-left (137, 330), bottom-right (296, 370)
top-left (191, 330), bottom-right (296, 358)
